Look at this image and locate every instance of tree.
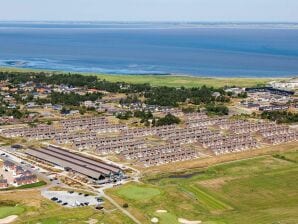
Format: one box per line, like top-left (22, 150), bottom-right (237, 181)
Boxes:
top-left (156, 113), bottom-right (181, 126)
top-left (79, 107), bottom-right (87, 115)
top-left (182, 106), bottom-right (195, 113)
top-left (134, 110), bottom-right (153, 120)
top-left (237, 92), bottom-right (248, 98)
top-left (61, 107), bottom-right (69, 114)
top-left (261, 111), bottom-right (298, 124)
top-left (116, 111), bottom-right (133, 120)
top-left (205, 104), bottom-right (229, 116)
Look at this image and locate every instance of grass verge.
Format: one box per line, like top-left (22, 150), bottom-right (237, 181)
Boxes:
top-left (0, 181), bottom-right (47, 191)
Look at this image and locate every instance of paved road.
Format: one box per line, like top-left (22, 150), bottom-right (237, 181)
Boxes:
top-left (58, 171), bottom-right (142, 224)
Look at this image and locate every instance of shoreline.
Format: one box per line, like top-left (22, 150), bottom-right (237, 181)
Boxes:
top-left (0, 66), bottom-right (292, 88)
top-left (0, 66), bottom-right (294, 79)
top-left (1, 21), bottom-right (298, 30)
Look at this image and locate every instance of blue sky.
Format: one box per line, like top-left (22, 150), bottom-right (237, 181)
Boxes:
top-left (1, 0), bottom-right (298, 22)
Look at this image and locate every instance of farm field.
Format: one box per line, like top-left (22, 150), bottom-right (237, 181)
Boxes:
top-left (107, 149), bottom-right (298, 224)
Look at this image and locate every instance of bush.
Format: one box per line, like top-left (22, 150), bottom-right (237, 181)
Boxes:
top-left (116, 111), bottom-right (133, 120)
top-left (205, 104), bottom-right (229, 116)
top-left (182, 107), bottom-right (196, 113)
top-left (156, 113), bottom-right (181, 126)
top-left (261, 111), bottom-right (298, 124)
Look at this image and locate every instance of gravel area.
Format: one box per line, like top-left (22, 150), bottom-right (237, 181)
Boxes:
top-left (41, 190), bottom-right (102, 207)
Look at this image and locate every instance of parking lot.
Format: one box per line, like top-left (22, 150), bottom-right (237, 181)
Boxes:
top-left (41, 190), bottom-right (103, 207)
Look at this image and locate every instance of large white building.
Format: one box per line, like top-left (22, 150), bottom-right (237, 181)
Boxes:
top-left (269, 78), bottom-right (298, 90)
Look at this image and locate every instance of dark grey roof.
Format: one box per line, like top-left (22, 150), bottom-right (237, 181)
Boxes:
top-left (26, 146), bottom-right (122, 179)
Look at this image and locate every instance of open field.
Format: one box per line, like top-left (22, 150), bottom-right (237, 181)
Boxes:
top-left (93, 74), bottom-right (276, 88)
top-left (107, 148), bottom-right (298, 224)
top-left (180, 184), bottom-right (231, 211)
top-left (117, 185), bottom-right (161, 201)
top-left (0, 67), bottom-right (282, 88)
top-left (0, 205), bottom-right (24, 219)
top-left (0, 189), bottom-right (134, 224)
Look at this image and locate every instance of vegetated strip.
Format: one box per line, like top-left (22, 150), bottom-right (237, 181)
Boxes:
top-left (180, 184), bottom-right (232, 211)
top-left (0, 181), bottom-right (47, 191)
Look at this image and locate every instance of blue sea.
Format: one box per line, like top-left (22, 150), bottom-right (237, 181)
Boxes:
top-left (0, 22), bottom-right (298, 77)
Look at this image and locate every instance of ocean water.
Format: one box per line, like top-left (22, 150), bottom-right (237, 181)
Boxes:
top-left (0, 22), bottom-right (298, 77)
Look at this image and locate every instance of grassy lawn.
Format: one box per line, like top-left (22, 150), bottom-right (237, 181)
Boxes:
top-left (0, 205), bottom-right (24, 219)
top-left (117, 185), bottom-right (161, 200)
top-left (107, 150), bottom-right (298, 224)
top-left (180, 184), bottom-right (231, 211)
top-left (275, 151), bottom-right (298, 163)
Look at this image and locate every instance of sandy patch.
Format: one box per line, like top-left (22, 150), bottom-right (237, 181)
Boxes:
top-left (178, 218), bottom-right (201, 224)
top-left (151, 217), bottom-right (159, 223)
top-left (85, 218), bottom-right (98, 224)
top-left (0, 215), bottom-right (18, 224)
top-left (156, 210), bottom-right (167, 213)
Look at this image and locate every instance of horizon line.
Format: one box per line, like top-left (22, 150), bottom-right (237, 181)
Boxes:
top-left (1, 20), bottom-right (298, 24)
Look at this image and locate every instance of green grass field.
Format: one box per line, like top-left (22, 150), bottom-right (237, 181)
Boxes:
top-left (23, 207), bottom-right (134, 224)
top-left (107, 150), bottom-right (298, 224)
top-left (0, 67), bottom-right (281, 88)
top-left (0, 205), bottom-right (24, 219)
top-left (117, 185), bottom-right (161, 200)
top-left (276, 151), bottom-right (298, 163)
top-left (15, 199), bottom-right (135, 224)
top-left (180, 184), bottom-right (231, 211)
top-left (93, 74), bottom-right (276, 88)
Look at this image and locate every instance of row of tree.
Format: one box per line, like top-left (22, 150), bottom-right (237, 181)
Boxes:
top-left (261, 111), bottom-right (298, 124)
top-left (0, 106), bottom-right (28, 119)
top-left (0, 71), bottom-right (230, 107)
top-left (116, 110), bottom-right (181, 127)
top-left (144, 86), bottom-right (230, 107)
top-left (49, 92), bottom-right (103, 106)
top-left (205, 104), bottom-right (229, 115)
